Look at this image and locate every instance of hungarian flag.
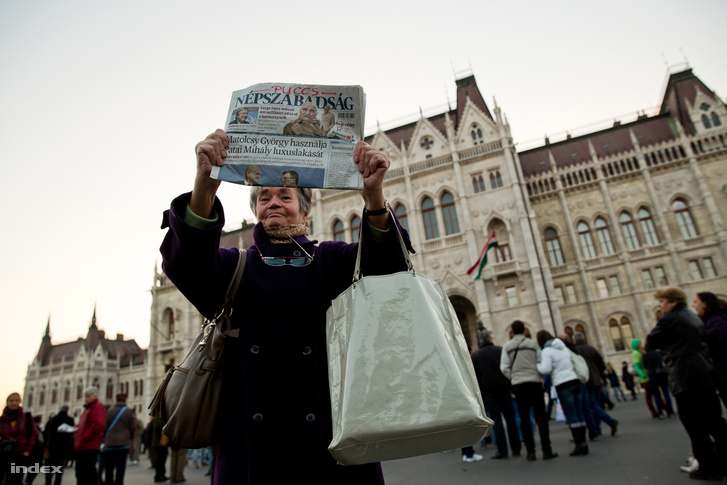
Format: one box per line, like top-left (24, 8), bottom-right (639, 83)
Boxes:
top-left (467, 234), bottom-right (498, 280)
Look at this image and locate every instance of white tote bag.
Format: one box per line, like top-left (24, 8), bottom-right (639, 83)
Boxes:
top-left (326, 206), bottom-right (492, 465)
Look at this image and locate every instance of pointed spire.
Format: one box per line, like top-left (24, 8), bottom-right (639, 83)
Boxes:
top-left (90, 304), bottom-right (98, 330)
top-left (419, 106), bottom-right (424, 119)
top-left (376, 120), bottom-right (381, 133)
top-left (44, 316), bottom-right (51, 339)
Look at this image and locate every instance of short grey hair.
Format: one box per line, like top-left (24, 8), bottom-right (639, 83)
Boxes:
top-left (84, 387), bottom-right (98, 396)
top-left (249, 187), bottom-right (313, 216)
top-left (573, 332), bottom-right (587, 344)
top-left (478, 331), bottom-right (493, 348)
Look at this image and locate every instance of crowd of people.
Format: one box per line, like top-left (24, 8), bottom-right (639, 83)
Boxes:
top-left (467, 286), bottom-right (727, 481)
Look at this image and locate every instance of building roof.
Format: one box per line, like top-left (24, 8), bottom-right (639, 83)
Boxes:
top-left (365, 74), bottom-right (492, 150)
top-left (35, 312), bottom-right (143, 367)
top-left (660, 68), bottom-right (724, 136)
top-left (518, 114), bottom-right (678, 178)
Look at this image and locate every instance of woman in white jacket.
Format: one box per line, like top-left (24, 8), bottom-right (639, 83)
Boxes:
top-left (536, 330), bottom-right (589, 456)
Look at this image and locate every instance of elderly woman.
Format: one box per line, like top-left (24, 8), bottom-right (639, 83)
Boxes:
top-left (0, 393), bottom-right (37, 485)
top-left (536, 331), bottom-right (588, 457)
top-left (160, 129), bottom-right (412, 484)
top-left (647, 286), bottom-right (727, 481)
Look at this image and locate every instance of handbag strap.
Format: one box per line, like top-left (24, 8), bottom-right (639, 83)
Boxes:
top-left (222, 249), bottom-right (247, 313)
top-left (104, 406), bottom-right (127, 437)
top-left (353, 201), bottom-right (413, 283)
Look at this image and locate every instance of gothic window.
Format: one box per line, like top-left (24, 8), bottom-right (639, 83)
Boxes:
top-left (620, 212), bottom-right (640, 250)
top-left (490, 171), bottom-right (503, 189)
top-left (577, 222), bottom-right (597, 259)
top-left (51, 383), bottom-right (58, 404)
top-left (595, 217), bottom-right (615, 255)
top-left (420, 136), bottom-right (434, 150)
top-left (63, 381), bottom-right (71, 402)
top-left (473, 175), bottom-right (486, 193)
top-left (77, 381), bottom-right (83, 400)
top-left (394, 203), bottom-right (409, 233)
top-left (139, 380), bottom-right (144, 396)
top-left (441, 192), bottom-right (460, 235)
top-left (702, 114), bottom-right (712, 129)
top-left (106, 379), bottom-right (113, 400)
top-left (307, 219), bottom-right (314, 235)
top-left (27, 388), bottom-right (33, 408)
top-left (350, 215), bottom-right (361, 243)
top-left (332, 220), bottom-right (345, 241)
top-left (40, 386), bottom-right (46, 406)
top-left (544, 228), bottom-right (565, 266)
top-left (134, 381), bottom-right (139, 397)
top-left (421, 197), bottom-right (440, 239)
top-left (673, 199), bottom-right (699, 238)
top-left (163, 308), bottom-right (175, 340)
top-left (471, 123), bottom-right (483, 144)
top-left (712, 112), bottom-right (722, 127)
top-left (638, 208), bottom-right (659, 246)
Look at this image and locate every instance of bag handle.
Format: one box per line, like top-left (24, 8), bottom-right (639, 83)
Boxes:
top-left (199, 249), bottom-right (247, 348)
top-left (353, 201), bottom-right (414, 283)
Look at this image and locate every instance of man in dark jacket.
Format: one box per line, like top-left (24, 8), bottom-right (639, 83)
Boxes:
top-left (103, 393), bottom-right (135, 485)
top-left (647, 286), bottom-right (727, 481)
top-left (573, 333), bottom-right (618, 437)
top-left (472, 331), bottom-right (521, 459)
top-left (44, 406), bottom-right (74, 485)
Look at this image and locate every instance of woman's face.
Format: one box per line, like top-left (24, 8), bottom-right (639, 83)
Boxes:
top-left (6, 394), bottom-right (21, 410)
top-left (256, 187), bottom-right (307, 228)
top-left (693, 295), bottom-right (707, 314)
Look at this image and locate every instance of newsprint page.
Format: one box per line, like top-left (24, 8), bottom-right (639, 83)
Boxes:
top-left (210, 83), bottom-right (366, 190)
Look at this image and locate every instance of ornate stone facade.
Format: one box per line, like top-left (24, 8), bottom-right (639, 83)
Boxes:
top-left (138, 67), bottom-right (726, 407)
top-left (23, 310), bottom-right (146, 422)
top-left (310, 68), bottom-right (727, 367)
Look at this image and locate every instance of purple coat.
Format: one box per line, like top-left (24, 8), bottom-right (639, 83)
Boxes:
top-left (703, 309), bottom-right (727, 383)
top-left (160, 192), bottom-right (413, 485)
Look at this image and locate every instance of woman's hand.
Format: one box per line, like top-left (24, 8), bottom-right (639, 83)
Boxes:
top-left (353, 141), bottom-right (390, 229)
top-left (191, 129), bottom-right (228, 218)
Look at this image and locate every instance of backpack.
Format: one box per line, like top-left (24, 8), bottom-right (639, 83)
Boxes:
top-left (569, 350), bottom-right (589, 384)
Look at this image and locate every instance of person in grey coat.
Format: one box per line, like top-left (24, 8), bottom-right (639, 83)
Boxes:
top-left (500, 321), bottom-right (557, 461)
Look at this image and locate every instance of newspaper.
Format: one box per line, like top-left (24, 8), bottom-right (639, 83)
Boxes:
top-left (210, 83), bottom-right (366, 190)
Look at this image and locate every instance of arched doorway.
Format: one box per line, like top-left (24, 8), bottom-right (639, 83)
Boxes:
top-left (449, 295), bottom-right (479, 351)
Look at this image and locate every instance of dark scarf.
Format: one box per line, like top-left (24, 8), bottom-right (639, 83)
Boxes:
top-left (0, 406), bottom-right (22, 424)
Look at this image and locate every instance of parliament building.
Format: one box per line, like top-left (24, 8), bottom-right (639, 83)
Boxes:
top-left (27, 66), bottom-right (726, 411)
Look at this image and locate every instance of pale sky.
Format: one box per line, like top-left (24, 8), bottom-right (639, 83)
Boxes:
top-left (1, 0), bottom-right (726, 401)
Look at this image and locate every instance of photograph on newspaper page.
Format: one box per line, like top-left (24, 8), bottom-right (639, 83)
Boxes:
top-left (210, 83), bottom-right (366, 190)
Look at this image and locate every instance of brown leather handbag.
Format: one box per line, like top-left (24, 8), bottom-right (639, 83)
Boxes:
top-left (148, 249), bottom-right (246, 449)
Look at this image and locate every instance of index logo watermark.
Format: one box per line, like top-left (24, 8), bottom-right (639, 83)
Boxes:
top-left (11, 463), bottom-right (63, 474)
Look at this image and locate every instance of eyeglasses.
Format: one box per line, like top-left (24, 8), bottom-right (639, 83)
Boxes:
top-left (253, 234), bottom-right (315, 268)
top-left (260, 255), bottom-right (313, 267)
